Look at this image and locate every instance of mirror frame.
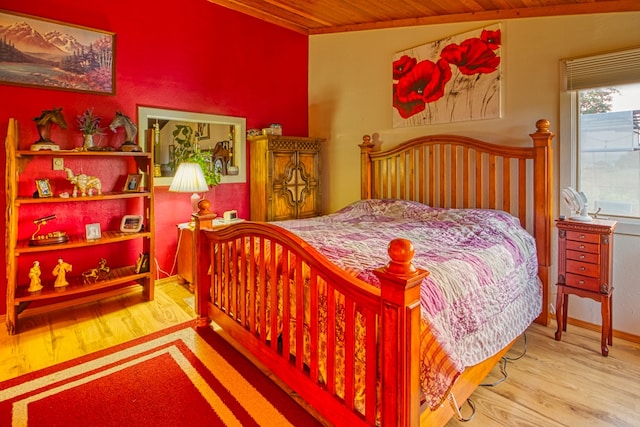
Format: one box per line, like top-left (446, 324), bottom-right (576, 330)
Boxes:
top-left (138, 106), bottom-right (247, 186)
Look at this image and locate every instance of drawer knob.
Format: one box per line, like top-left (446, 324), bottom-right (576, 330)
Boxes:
top-left (579, 280), bottom-right (585, 284)
top-left (580, 255), bottom-right (585, 259)
top-left (579, 245), bottom-right (585, 249)
top-left (580, 235), bottom-right (585, 239)
top-left (580, 267), bottom-right (585, 271)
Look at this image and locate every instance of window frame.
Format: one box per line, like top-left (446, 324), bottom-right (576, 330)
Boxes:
top-left (560, 87), bottom-right (640, 236)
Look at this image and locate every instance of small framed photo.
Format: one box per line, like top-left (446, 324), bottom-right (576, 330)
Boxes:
top-left (85, 223), bottom-right (102, 241)
top-left (120, 215), bottom-right (143, 232)
top-left (124, 174), bottom-right (142, 192)
top-left (35, 178), bottom-right (53, 198)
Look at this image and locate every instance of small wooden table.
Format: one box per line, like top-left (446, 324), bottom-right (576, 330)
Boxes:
top-left (176, 223), bottom-right (195, 292)
top-left (554, 218), bottom-right (616, 356)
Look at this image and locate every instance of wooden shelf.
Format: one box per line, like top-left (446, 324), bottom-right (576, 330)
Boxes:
top-left (5, 117), bottom-right (156, 334)
top-left (14, 265), bottom-right (147, 304)
top-left (16, 191), bottom-right (151, 205)
top-left (16, 230), bottom-right (152, 254)
top-left (16, 150), bottom-right (151, 158)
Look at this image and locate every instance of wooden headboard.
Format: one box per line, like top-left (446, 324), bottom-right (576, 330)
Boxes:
top-left (359, 119), bottom-right (554, 325)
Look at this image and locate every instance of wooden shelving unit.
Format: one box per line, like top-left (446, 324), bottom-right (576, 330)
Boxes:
top-left (4, 118), bottom-right (155, 334)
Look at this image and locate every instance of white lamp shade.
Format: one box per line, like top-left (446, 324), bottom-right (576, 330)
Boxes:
top-left (169, 162), bottom-right (209, 193)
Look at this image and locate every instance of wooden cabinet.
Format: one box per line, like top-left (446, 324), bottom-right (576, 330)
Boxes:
top-left (554, 218), bottom-right (616, 356)
top-left (249, 135), bottom-right (324, 221)
top-left (4, 118), bottom-right (155, 334)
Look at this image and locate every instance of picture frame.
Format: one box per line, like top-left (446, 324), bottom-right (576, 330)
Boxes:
top-left (120, 215), bottom-right (143, 232)
top-left (197, 123), bottom-right (210, 140)
top-left (85, 223), bottom-right (101, 241)
top-left (35, 178), bottom-right (53, 198)
top-left (0, 10), bottom-right (116, 95)
top-left (135, 252), bottom-right (150, 274)
top-left (123, 174), bottom-right (142, 192)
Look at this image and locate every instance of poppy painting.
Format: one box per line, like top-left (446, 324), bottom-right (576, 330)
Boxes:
top-left (0, 10), bottom-right (115, 94)
top-left (393, 24), bottom-right (501, 127)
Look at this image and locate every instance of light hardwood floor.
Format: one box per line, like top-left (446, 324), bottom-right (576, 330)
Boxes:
top-left (0, 279), bottom-right (196, 383)
top-left (2, 280), bottom-right (639, 427)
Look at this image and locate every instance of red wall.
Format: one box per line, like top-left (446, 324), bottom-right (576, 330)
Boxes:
top-left (0, 0), bottom-right (309, 315)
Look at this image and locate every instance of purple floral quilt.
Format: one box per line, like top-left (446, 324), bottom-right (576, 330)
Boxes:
top-left (275, 199), bottom-right (542, 408)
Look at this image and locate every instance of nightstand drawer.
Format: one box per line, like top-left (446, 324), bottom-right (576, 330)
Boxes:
top-left (566, 249), bottom-right (599, 264)
top-left (566, 240), bottom-right (599, 254)
top-left (566, 230), bottom-right (600, 244)
top-left (566, 273), bottom-right (600, 292)
top-left (567, 259), bottom-right (600, 278)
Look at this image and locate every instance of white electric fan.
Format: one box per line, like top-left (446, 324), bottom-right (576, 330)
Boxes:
top-left (562, 187), bottom-right (592, 222)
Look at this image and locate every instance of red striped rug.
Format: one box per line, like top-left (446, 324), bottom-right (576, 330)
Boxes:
top-left (0, 323), bottom-right (323, 426)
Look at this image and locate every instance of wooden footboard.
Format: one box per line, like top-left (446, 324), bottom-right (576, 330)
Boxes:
top-left (193, 217), bottom-right (427, 426)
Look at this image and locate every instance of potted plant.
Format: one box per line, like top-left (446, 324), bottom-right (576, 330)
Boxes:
top-left (171, 124), bottom-right (221, 186)
top-left (76, 108), bottom-right (105, 150)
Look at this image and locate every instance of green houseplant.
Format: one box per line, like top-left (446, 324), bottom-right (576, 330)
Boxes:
top-left (171, 124), bottom-right (221, 186)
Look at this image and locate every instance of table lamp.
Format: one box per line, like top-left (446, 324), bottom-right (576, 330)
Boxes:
top-left (169, 162), bottom-right (209, 223)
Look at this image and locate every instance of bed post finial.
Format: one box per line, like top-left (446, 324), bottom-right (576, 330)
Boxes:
top-left (535, 119), bottom-right (550, 133)
top-left (384, 238), bottom-right (419, 276)
top-left (197, 198), bottom-right (211, 215)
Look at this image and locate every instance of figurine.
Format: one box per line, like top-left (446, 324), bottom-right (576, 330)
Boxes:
top-left (53, 258), bottom-right (72, 288)
top-left (31, 107), bottom-right (67, 151)
top-left (109, 112), bottom-right (141, 152)
top-left (28, 261), bottom-right (43, 292)
top-left (64, 167), bottom-right (102, 197)
top-left (82, 258), bottom-right (110, 284)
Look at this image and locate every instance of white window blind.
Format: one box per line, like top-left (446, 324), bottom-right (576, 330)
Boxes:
top-left (563, 46), bottom-right (640, 91)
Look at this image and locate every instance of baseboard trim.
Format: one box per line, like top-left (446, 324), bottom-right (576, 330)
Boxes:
top-left (554, 314), bottom-right (640, 345)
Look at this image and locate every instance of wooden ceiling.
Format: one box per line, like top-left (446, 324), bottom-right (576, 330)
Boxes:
top-left (207, 0), bottom-right (640, 35)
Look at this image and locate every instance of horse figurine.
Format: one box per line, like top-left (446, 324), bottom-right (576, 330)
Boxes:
top-left (109, 111), bottom-right (141, 152)
top-left (64, 167), bottom-right (102, 197)
top-left (31, 107), bottom-right (67, 151)
top-left (82, 258), bottom-right (111, 284)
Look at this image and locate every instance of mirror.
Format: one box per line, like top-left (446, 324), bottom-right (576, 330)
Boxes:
top-left (137, 106), bottom-right (246, 186)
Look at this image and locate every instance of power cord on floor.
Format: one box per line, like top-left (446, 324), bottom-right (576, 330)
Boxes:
top-left (154, 226), bottom-right (185, 280)
top-left (480, 331), bottom-right (528, 387)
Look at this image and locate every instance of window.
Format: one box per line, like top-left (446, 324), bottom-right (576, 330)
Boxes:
top-left (578, 84), bottom-right (640, 218)
top-left (561, 47), bottom-right (640, 221)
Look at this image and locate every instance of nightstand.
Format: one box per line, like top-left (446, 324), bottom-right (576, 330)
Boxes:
top-left (176, 223), bottom-right (194, 292)
top-left (554, 218), bottom-right (617, 356)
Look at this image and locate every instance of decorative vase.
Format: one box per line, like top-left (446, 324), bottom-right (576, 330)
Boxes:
top-left (83, 134), bottom-right (95, 151)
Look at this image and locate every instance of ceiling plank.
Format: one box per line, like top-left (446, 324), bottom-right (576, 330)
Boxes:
top-left (206, 0), bottom-right (640, 36)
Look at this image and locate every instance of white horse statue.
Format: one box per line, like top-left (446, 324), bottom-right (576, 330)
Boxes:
top-left (64, 167), bottom-right (102, 197)
top-left (109, 111), bottom-right (140, 152)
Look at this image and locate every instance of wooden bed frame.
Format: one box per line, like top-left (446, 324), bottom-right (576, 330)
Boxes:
top-left (193, 119), bottom-right (554, 426)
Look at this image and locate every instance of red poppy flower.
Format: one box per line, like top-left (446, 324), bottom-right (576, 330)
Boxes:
top-left (481, 29), bottom-right (501, 50)
top-left (440, 38), bottom-right (500, 75)
top-left (393, 55), bottom-right (417, 80)
top-left (395, 58), bottom-right (452, 105)
top-left (393, 84), bottom-right (426, 118)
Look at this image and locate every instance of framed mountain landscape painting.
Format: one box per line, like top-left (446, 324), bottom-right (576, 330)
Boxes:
top-left (0, 10), bottom-right (115, 94)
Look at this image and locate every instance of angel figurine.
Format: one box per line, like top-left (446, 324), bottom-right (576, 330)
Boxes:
top-left (53, 258), bottom-right (73, 288)
top-left (28, 261), bottom-right (43, 292)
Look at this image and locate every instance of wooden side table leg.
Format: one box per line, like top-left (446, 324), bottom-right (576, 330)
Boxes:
top-left (562, 293), bottom-right (569, 332)
top-left (608, 294), bottom-right (613, 345)
top-left (555, 287), bottom-right (564, 341)
top-left (601, 294), bottom-right (611, 357)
